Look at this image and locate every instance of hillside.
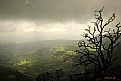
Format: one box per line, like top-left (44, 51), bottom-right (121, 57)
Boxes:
top-left (0, 40), bottom-right (79, 53)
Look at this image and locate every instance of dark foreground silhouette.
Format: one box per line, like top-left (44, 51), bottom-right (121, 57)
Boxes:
top-left (0, 66), bottom-right (32, 81)
top-left (36, 68), bottom-right (121, 81)
top-left (0, 66), bottom-right (121, 81)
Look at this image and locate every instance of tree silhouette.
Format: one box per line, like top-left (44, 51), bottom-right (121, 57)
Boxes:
top-left (36, 72), bottom-right (54, 81)
top-left (76, 7), bottom-right (121, 77)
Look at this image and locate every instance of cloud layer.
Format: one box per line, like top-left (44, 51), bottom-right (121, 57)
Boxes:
top-left (1, 0), bottom-right (121, 43)
top-left (1, 0), bottom-right (121, 21)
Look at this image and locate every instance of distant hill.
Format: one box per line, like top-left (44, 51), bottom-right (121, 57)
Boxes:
top-left (0, 40), bottom-right (79, 53)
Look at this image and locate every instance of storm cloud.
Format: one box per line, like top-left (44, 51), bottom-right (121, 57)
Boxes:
top-left (0, 0), bottom-right (121, 43)
top-left (1, 0), bottom-right (121, 21)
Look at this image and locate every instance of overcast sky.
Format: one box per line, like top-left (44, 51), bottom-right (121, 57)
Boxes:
top-left (0, 0), bottom-right (121, 43)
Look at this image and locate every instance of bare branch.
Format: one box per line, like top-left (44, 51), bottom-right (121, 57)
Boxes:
top-left (77, 7), bottom-right (121, 76)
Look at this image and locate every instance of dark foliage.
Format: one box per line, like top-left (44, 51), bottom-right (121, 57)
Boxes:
top-left (36, 69), bottom-right (65, 81)
top-left (0, 66), bottom-right (32, 81)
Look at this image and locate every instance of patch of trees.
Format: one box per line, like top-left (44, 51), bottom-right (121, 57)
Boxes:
top-left (0, 66), bottom-right (32, 81)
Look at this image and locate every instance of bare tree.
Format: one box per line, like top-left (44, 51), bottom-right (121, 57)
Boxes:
top-left (76, 7), bottom-right (121, 77)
